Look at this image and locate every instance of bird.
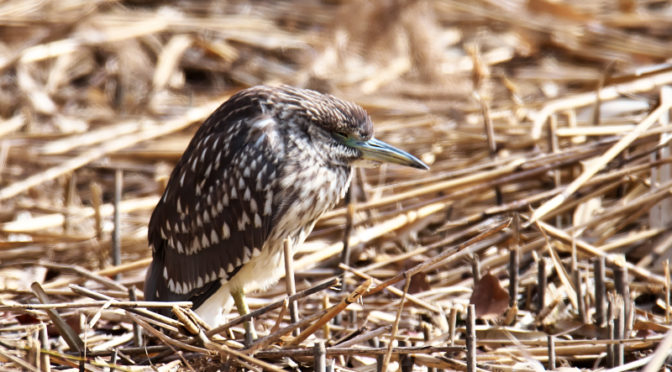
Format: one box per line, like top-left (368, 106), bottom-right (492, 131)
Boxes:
top-left (144, 85), bottom-right (428, 335)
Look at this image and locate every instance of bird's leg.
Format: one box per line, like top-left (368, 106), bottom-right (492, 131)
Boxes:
top-left (232, 288), bottom-right (257, 344)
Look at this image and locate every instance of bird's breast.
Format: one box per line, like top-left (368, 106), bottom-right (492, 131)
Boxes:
top-left (271, 163), bottom-right (351, 251)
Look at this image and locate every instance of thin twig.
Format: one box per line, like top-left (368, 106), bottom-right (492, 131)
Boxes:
top-left (290, 279), bottom-right (371, 346)
top-left (380, 274), bottom-right (412, 372)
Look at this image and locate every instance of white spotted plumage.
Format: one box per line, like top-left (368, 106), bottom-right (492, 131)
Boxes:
top-left (221, 222), bottom-right (230, 239)
top-left (145, 85), bottom-right (372, 327)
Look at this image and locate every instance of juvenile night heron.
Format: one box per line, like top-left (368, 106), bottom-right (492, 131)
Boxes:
top-left (144, 85), bottom-right (428, 331)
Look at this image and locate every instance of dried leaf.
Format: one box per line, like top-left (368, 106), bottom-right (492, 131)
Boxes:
top-left (407, 272), bottom-right (431, 294)
top-left (470, 272), bottom-right (509, 320)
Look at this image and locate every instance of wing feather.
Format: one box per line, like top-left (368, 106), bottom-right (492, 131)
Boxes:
top-left (145, 91), bottom-right (285, 308)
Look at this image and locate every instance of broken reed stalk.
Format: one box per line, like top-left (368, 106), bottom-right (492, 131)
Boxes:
top-left (574, 265), bottom-right (586, 323)
top-left (466, 304), bottom-right (476, 372)
top-left (537, 258), bottom-right (546, 313)
top-left (547, 335), bottom-right (555, 370)
top-left (62, 172), bottom-right (75, 233)
top-left (449, 307), bottom-right (457, 346)
top-left (398, 340), bottom-right (414, 372)
top-left (607, 298), bottom-right (615, 367)
top-left (313, 341), bottom-right (326, 372)
top-left (666, 260), bottom-right (671, 324)
top-left (509, 237), bottom-right (519, 308)
top-left (615, 300), bottom-right (625, 366)
top-left (594, 257), bottom-right (606, 327)
top-left (90, 182), bottom-right (103, 241)
top-left (40, 324), bottom-right (50, 372)
top-left (471, 253), bottom-right (481, 283)
top-left (612, 261), bottom-right (631, 334)
top-left (128, 287), bottom-right (143, 347)
top-left (321, 295), bottom-right (331, 340)
top-left (112, 168), bottom-right (122, 280)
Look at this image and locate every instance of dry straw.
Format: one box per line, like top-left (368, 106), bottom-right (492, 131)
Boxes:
top-left (2, 0), bottom-right (672, 370)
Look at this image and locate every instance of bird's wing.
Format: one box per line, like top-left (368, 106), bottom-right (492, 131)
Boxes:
top-left (145, 105), bottom-right (286, 308)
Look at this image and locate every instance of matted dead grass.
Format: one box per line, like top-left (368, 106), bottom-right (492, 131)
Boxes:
top-left (1, 0), bottom-right (672, 371)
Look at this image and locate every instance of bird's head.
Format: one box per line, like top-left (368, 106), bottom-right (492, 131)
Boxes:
top-left (270, 85), bottom-right (429, 171)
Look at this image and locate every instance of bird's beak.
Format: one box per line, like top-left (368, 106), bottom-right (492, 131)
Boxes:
top-left (348, 137), bottom-right (429, 170)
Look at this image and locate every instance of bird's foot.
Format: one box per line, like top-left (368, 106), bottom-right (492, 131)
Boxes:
top-left (243, 319), bottom-right (257, 346)
top-left (232, 288), bottom-right (257, 346)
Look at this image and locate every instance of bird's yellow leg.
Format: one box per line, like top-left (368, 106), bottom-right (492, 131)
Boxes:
top-left (232, 288), bottom-right (257, 343)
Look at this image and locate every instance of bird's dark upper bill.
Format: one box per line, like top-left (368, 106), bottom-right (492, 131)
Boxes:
top-left (349, 137), bottom-right (429, 170)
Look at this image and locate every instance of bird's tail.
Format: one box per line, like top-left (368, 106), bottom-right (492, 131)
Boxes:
top-left (144, 255), bottom-right (183, 318)
top-left (145, 246), bottom-right (231, 325)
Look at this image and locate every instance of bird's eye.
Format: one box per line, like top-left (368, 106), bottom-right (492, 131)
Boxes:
top-left (334, 131), bottom-right (348, 139)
